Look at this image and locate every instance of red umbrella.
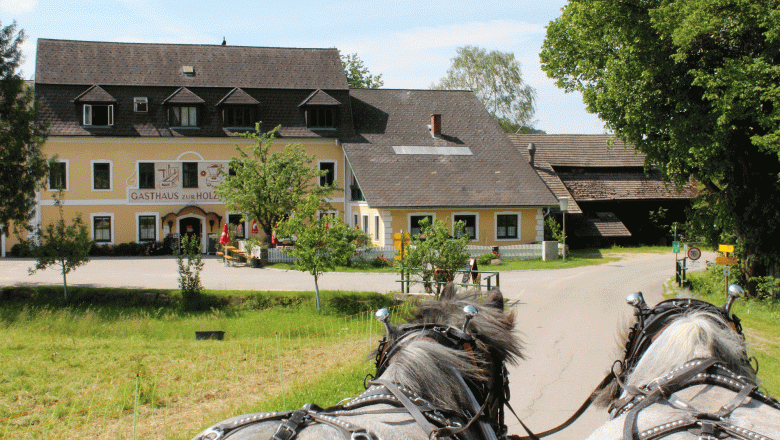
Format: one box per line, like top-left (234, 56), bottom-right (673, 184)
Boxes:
top-left (219, 223), bottom-right (229, 245)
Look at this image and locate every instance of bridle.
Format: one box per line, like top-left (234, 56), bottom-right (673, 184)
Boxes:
top-left (371, 306), bottom-right (511, 439)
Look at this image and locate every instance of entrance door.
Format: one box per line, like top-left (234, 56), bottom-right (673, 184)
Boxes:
top-left (179, 218), bottom-right (202, 247)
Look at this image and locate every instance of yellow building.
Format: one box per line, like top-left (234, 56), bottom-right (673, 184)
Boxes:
top-left (2, 39), bottom-right (557, 255)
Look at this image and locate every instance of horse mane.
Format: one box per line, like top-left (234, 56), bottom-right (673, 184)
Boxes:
top-left (595, 310), bottom-right (755, 407)
top-left (377, 288), bottom-right (523, 410)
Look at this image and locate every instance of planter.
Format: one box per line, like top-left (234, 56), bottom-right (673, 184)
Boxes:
top-left (195, 331), bottom-right (225, 340)
top-left (250, 257), bottom-right (261, 268)
top-left (259, 247), bottom-right (269, 266)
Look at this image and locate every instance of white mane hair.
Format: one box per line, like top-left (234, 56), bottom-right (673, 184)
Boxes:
top-left (627, 310), bottom-right (756, 389)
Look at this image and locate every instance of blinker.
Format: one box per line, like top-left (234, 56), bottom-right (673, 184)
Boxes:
top-left (724, 284), bottom-right (743, 315)
top-left (375, 308), bottom-right (392, 338)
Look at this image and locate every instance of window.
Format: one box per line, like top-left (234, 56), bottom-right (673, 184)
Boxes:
top-left (496, 214), bottom-right (519, 239)
top-left (307, 107), bottom-right (335, 129)
top-left (92, 162), bottom-right (110, 190)
top-left (139, 162), bottom-right (155, 189)
top-left (374, 215), bottom-right (380, 242)
top-left (134, 97), bottom-right (148, 113)
top-left (319, 161), bottom-right (336, 187)
top-left (182, 162), bottom-right (199, 188)
top-left (228, 214), bottom-right (245, 239)
top-left (453, 214), bottom-right (477, 240)
top-left (224, 106), bottom-right (255, 128)
top-left (362, 215), bottom-right (369, 234)
top-left (409, 214), bottom-right (434, 237)
top-left (83, 104), bottom-right (114, 126)
top-left (93, 216), bottom-right (112, 243)
top-left (49, 161), bottom-right (67, 190)
top-left (169, 106), bottom-right (198, 127)
top-left (354, 213), bottom-right (359, 229)
top-left (138, 215), bottom-right (156, 242)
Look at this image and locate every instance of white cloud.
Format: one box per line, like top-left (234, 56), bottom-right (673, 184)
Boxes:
top-left (0, 0), bottom-right (37, 14)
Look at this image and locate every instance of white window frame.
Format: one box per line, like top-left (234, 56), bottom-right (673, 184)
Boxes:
top-left (134, 97), bottom-right (149, 113)
top-left (362, 214), bottom-right (369, 235)
top-left (495, 212), bottom-right (521, 241)
top-left (374, 214), bottom-right (380, 243)
top-left (318, 160), bottom-right (337, 187)
top-left (227, 212), bottom-right (247, 239)
top-left (83, 104), bottom-right (114, 126)
top-left (90, 212), bottom-right (115, 245)
top-left (48, 159), bottom-right (69, 191)
top-left (452, 212), bottom-right (479, 242)
top-left (90, 160), bottom-right (113, 191)
top-left (408, 212), bottom-right (435, 238)
top-left (136, 212), bottom-right (160, 243)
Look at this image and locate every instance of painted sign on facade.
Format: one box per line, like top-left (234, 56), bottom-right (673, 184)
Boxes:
top-left (127, 161), bottom-right (228, 204)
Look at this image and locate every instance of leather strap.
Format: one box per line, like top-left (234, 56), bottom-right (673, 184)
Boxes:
top-left (369, 379), bottom-right (440, 437)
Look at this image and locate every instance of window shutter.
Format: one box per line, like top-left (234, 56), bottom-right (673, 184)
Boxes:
top-left (108, 105), bottom-right (114, 126)
top-left (83, 104), bottom-right (92, 125)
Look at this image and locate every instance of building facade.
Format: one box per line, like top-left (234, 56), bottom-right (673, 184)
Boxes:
top-left (3, 39), bottom-right (558, 255)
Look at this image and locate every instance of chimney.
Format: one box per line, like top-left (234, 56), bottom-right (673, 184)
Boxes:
top-left (527, 143), bottom-right (536, 166)
top-left (430, 114), bottom-right (441, 137)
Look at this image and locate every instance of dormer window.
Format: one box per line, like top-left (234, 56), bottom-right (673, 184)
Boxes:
top-left (169, 106), bottom-right (198, 127)
top-left (83, 104), bottom-right (114, 126)
top-left (223, 106), bottom-right (256, 128)
top-left (134, 97), bottom-right (148, 113)
top-left (307, 107), bottom-right (336, 129)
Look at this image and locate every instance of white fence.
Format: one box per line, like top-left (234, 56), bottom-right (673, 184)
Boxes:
top-left (241, 242), bottom-right (553, 264)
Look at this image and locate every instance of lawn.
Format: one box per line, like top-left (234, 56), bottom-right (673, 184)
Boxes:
top-left (0, 287), bottom-right (407, 440)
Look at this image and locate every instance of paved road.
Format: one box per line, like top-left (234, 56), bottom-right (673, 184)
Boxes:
top-left (1, 251), bottom-right (710, 438)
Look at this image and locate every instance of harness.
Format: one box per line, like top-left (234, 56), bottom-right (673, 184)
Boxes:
top-left (611, 358), bottom-right (780, 440)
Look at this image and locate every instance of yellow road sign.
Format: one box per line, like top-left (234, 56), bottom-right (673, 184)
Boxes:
top-left (719, 244), bottom-right (735, 253)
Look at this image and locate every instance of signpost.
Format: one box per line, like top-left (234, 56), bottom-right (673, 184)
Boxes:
top-left (394, 232), bottom-right (411, 293)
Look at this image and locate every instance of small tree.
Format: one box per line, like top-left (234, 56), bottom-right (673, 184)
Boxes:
top-left (176, 234), bottom-right (204, 310)
top-left (275, 199), bottom-right (364, 311)
top-left (28, 191), bottom-right (92, 300)
top-left (397, 218), bottom-right (470, 297)
top-left (215, 125), bottom-right (337, 247)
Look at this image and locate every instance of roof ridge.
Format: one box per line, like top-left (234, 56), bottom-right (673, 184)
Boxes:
top-left (37, 38), bottom-right (339, 52)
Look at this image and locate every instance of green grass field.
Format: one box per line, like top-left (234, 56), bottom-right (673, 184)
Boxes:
top-left (0, 288), bottom-right (407, 440)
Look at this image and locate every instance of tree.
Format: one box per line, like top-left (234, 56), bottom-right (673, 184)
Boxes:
top-left (0, 21), bottom-right (49, 237)
top-left (396, 218), bottom-right (470, 298)
top-left (214, 124), bottom-right (337, 247)
top-left (28, 191), bottom-right (92, 300)
top-left (176, 234), bottom-right (204, 311)
top-left (540, 0), bottom-right (780, 295)
top-left (341, 53), bottom-right (384, 89)
top-left (274, 199), bottom-right (366, 311)
top-left (432, 45), bottom-right (537, 133)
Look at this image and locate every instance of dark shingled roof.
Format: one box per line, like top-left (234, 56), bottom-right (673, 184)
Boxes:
top-left (216, 87), bottom-right (259, 106)
top-left (74, 85), bottom-right (116, 102)
top-left (574, 212), bottom-right (632, 237)
top-left (35, 39), bottom-right (348, 90)
top-left (298, 89), bottom-right (341, 106)
top-left (342, 89), bottom-right (558, 209)
top-left (163, 87), bottom-right (205, 104)
top-left (509, 134), bottom-right (645, 167)
top-left (509, 134), bottom-right (697, 204)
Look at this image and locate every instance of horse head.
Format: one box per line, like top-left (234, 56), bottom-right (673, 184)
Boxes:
top-left (373, 287), bottom-right (523, 437)
top-left (596, 286), bottom-right (757, 407)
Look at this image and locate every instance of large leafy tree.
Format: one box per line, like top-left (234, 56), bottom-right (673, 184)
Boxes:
top-left (0, 21), bottom-right (49, 237)
top-left (432, 45), bottom-right (537, 133)
top-left (541, 0), bottom-right (780, 294)
top-left (214, 124), bottom-right (337, 246)
top-left (341, 53), bottom-right (384, 89)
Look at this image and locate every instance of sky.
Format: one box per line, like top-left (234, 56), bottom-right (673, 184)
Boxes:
top-left (0, 0), bottom-right (607, 134)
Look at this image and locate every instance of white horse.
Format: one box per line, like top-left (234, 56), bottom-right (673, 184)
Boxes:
top-left (587, 290), bottom-right (780, 440)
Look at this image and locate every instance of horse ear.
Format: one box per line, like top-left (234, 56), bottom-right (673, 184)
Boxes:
top-left (486, 288), bottom-right (505, 310)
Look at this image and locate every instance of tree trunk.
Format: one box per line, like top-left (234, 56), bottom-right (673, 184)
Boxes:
top-left (313, 273), bottom-right (321, 312)
top-left (61, 263), bottom-right (68, 301)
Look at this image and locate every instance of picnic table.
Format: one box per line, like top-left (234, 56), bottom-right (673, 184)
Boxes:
top-left (218, 246), bottom-right (247, 266)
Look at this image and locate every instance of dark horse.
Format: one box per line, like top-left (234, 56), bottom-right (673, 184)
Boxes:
top-left (191, 288), bottom-right (523, 440)
top-left (587, 286), bottom-right (780, 439)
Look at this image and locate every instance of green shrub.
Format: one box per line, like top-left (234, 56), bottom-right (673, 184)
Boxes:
top-left (10, 241), bottom-right (32, 257)
top-left (477, 253), bottom-right (494, 266)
